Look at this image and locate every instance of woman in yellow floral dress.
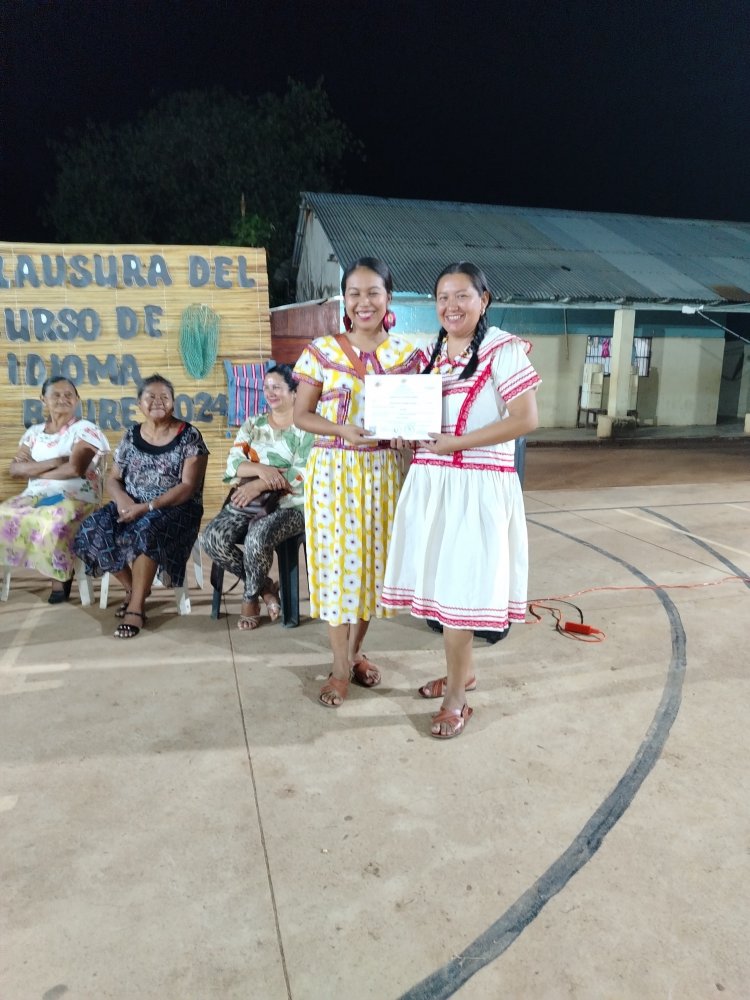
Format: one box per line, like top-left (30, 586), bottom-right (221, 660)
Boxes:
top-left (294, 257), bottom-right (426, 707)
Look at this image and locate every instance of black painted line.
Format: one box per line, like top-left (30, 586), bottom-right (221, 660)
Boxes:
top-left (641, 507), bottom-right (750, 590)
top-left (399, 518), bottom-right (688, 1000)
top-left (528, 496), bottom-right (750, 516)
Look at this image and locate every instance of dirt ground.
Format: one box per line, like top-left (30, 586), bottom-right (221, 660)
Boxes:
top-left (525, 440), bottom-right (750, 490)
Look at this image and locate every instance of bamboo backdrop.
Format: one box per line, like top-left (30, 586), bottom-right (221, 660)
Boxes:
top-left (0, 243), bottom-right (272, 518)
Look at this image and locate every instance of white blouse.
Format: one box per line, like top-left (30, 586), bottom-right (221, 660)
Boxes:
top-left (19, 419), bottom-right (110, 503)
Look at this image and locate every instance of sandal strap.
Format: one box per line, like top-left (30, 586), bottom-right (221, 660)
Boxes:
top-left (419, 675), bottom-right (477, 699)
top-left (431, 704), bottom-right (473, 739)
top-left (320, 674), bottom-right (349, 706)
top-left (350, 654), bottom-right (381, 688)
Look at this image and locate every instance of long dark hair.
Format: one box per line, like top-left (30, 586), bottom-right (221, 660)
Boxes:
top-left (341, 257), bottom-right (394, 295)
top-left (423, 262), bottom-right (492, 381)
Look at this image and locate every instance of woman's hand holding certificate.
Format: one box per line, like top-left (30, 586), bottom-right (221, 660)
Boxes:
top-left (364, 375), bottom-right (442, 440)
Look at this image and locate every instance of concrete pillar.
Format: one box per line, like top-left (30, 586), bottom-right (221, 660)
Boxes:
top-left (608, 308), bottom-right (636, 419)
top-left (597, 415), bottom-right (613, 439)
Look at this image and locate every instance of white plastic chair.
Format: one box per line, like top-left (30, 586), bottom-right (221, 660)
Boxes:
top-left (97, 541), bottom-right (204, 615)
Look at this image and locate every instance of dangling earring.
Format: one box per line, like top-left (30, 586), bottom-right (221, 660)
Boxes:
top-left (382, 310), bottom-right (397, 332)
top-left (343, 313), bottom-right (353, 332)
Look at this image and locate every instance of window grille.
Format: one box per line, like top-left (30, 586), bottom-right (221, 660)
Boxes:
top-left (585, 336), bottom-right (651, 377)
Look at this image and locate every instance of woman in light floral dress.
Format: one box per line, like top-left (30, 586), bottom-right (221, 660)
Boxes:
top-left (0, 376), bottom-right (109, 603)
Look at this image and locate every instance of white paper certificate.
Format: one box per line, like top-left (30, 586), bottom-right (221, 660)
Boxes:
top-left (364, 374), bottom-right (443, 440)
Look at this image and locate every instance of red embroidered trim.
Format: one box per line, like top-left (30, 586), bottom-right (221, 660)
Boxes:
top-left (409, 458), bottom-right (517, 472)
top-left (293, 372), bottom-right (322, 388)
top-left (503, 372), bottom-right (542, 401)
top-left (382, 588), bottom-right (526, 625)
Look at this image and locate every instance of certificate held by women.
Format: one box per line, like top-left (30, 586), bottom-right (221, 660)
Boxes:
top-left (364, 375), bottom-right (443, 440)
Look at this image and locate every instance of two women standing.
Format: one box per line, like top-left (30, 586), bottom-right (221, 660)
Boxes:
top-left (294, 256), bottom-right (540, 736)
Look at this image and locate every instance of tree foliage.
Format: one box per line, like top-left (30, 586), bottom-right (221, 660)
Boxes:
top-left (45, 81), bottom-right (359, 300)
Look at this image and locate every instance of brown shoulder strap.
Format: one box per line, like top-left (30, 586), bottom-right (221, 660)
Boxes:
top-left (336, 335), bottom-right (368, 381)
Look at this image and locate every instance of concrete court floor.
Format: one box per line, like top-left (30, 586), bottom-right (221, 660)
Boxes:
top-left (2, 447), bottom-right (749, 1000)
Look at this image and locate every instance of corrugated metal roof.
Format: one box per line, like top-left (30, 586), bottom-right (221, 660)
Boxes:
top-left (296, 193), bottom-right (750, 305)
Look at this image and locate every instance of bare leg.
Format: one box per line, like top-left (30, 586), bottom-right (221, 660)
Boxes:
top-left (433, 628), bottom-right (474, 736)
top-left (347, 619), bottom-right (381, 686)
top-left (238, 596), bottom-right (262, 631)
top-left (113, 568), bottom-right (133, 592)
top-left (114, 557), bottom-right (157, 638)
top-left (260, 577), bottom-right (281, 622)
top-left (321, 623), bottom-right (351, 706)
top-left (125, 554), bottom-right (158, 616)
top-left (347, 618), bottom-right (370, 665)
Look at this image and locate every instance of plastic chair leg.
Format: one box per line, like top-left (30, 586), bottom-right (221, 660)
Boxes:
top-left (75, 559), bottom-right (94, 606)
top-left (99, 572), bottom-right (111, 609)
top-left (210, 563), bottom-right (225, 620)
top-left (276, 535), bottom-right (301, 628)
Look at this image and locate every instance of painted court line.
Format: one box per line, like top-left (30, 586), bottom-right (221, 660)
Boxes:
top-left (616, 508), bottom-right (750, 561)
top-left (399, 519), bottom-right (687, 999)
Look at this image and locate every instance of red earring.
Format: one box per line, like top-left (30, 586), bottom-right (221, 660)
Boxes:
top-left (382, 310), bottom-right (396, 332)
top-left (343, 313), bottom-right (353, 332)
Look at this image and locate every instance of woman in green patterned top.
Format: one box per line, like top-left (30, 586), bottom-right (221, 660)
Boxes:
top-left (201, 365), bottom-right (313, 630)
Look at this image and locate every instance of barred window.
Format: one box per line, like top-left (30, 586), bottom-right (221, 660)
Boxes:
top-left (632, 337), bottom-right (652, 377)
top-left (585, 336), bottom-right (651, 377)
top-left (585, 336), bottom-right (611, 374)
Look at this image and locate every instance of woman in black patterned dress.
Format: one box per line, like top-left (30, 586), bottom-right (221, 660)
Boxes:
top-left (74, 374), bottom-right (209, 638)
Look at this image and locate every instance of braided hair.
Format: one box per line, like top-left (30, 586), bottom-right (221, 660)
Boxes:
top-left (423, 262), bottom-right (492, 380)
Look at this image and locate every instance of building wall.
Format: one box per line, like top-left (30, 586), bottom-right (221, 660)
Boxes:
top-left (295, 216), bottom-right (341, 302)
top-left (270, 300), bottom-right (340, 364)
top-left (292, 234), bottom-right (733, 426)
top-left (650, 336), bottom-right (724, 425)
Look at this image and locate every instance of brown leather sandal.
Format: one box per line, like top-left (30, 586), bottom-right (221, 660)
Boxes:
top-left (350, 654), bottom-right (381, 688)
top-left (319, 675), bottom-right (349, 708)
top-left (418, 675), bottom-right (477, 699)
top-left (430, 704), bottom-right (473, 739)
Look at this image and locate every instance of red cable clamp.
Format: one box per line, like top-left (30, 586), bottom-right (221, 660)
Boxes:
top-left (563, 621), bottom-right (596, 635)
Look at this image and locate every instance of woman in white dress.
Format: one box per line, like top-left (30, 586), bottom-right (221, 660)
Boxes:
top-left (1, 377), bottom-right (110, 603)
top-left (382, 262), bottom-right (541, 738)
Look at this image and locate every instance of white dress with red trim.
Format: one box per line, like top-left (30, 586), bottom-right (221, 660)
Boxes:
top-left (381, 327), bottom-right (541, 630)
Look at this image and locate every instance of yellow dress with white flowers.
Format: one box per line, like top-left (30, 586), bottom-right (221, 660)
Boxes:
top-left (294, 334), bottom-right (425, 624)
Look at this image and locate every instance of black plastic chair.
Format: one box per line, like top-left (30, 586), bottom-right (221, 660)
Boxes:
top-left (210, 531), bottom-right (306, 628)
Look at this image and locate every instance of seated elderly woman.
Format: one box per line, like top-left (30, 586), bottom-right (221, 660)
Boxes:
top-left (201, 364), bottom-right (313, 630)
top-left (0, 376), bottom-right (110, 603)
top-left (74, 373), bottom-right (209, 638)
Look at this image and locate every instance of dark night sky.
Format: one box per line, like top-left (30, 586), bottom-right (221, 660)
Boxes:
top-left (2, 0), bottom-right (750, 241)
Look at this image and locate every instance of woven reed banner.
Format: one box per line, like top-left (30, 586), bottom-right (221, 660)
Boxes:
top-left (0, 243), bottom-right (271, 518)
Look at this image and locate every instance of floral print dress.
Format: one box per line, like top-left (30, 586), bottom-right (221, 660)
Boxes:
top-left (0, 419), bottom-right (110, 582)
top-left (294, 334), bottom-right (425, 625)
